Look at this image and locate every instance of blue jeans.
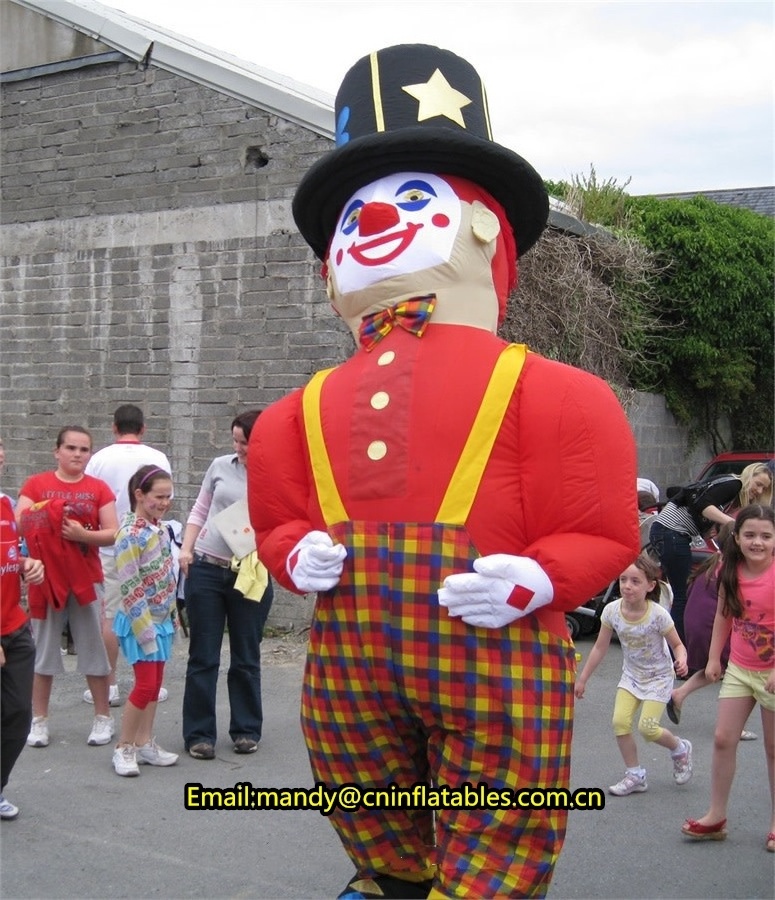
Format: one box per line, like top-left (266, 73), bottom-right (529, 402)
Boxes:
top-left (182, 559), bottom-right (273, 748)
top-left (649, 521), bottom-right (691, 643)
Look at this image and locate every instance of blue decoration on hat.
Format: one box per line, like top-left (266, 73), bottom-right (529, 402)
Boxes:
top-left (336, 107), bottom-right (351, 147)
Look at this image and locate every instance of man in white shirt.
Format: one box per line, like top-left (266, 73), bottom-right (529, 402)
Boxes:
top-left (84, 405), bottom-right (172, 706)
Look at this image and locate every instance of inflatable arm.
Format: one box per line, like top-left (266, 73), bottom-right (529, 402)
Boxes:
top-left (509, 360), bottom-right (640, 611)
top-left (248, 392), bottom-right (321, 594)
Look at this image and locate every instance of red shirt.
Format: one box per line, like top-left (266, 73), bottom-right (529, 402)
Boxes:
top-left (1, 493), bottom-right (27, 636)
top-left (18, 470), bottom-right (114, 615)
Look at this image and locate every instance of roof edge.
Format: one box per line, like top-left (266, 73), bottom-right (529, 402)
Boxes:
top-left (12, 0), bottom-right (335, 137)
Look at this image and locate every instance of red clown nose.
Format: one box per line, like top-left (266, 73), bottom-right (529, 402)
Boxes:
top-left (357, 202), bottom-right (400, 236)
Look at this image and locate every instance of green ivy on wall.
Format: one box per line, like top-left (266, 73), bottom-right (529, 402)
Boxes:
top-left (546, 172), bottom-right (774, 451)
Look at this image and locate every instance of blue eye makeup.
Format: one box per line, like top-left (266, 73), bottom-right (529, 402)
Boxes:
top-left (396, 179), bottom-right (437, 212)
top-left (340, 198), bottom-right (364, 235)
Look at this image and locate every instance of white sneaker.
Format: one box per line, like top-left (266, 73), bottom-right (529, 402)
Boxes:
top-left (672, 738), bottom-right (693, 785)
top-left (156, 687), bottom-right (168, 703)
top-left (83, 685), bottom-right (121, 706)
top-left (136, 738), bottom-right (178, 767)
top-left (87, 715), bottom-right (115, 746)
top-left (609, 770), bottom-right (648, 796)
top-left (27, 716), bottom-right (49, 748)
top-left (112, 745), bottom-right (140, 777)
top-left (0, 795), bottom-right (20, 819)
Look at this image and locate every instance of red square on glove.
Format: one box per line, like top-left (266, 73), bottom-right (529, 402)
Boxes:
top-left (507, 585), bottom-right (535, 611)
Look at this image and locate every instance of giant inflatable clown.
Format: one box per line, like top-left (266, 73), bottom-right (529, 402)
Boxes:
top-left (249, 44), bottom-right (640, 899)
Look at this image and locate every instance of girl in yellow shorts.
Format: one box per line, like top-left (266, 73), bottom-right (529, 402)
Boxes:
top-left (682, 504), bottom-right (775, 850)
top-left (575, 552), bottom-right (692, 796)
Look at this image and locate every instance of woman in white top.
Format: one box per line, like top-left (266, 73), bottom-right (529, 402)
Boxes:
top-left (179, 411), bottom-right (273, 760)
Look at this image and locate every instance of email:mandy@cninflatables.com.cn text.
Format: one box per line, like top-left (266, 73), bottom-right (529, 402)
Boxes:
top-left (184, 781), bottom-right (605, 814)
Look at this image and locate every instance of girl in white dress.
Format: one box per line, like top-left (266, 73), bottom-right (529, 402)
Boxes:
top-left (575, 552), bottom-right (693, 795)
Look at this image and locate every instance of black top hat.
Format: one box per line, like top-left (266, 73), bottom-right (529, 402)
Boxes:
top-left (292, 43), bottom-right (549, 261)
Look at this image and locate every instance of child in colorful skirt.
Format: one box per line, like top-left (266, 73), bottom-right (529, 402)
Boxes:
top-left (112, 465), bottom-right (178, 777)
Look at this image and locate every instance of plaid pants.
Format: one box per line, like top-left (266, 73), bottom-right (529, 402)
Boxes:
top-left (301, 519), bottom-right (575, 898)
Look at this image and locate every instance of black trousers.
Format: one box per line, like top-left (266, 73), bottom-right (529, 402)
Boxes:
top-left (1, 624), bottom-right (35, 792)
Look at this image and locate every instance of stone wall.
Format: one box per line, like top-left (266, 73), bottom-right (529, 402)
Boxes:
top-left (1, 59), bottom-right (330, 223)
top-left (627, 391), bottom-right (715, 497)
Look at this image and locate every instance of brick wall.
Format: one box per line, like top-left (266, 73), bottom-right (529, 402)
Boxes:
top-left (1, 57), bottom-right (709, 628)
top-left (1, 62), bottom-right (330, 222)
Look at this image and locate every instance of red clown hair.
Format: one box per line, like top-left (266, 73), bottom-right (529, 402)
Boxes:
top-left (442, 175), bottom-right (518, 322)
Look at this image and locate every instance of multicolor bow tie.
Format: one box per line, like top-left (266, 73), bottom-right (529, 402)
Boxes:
top-left (358, 295), bottom-right (436, 351)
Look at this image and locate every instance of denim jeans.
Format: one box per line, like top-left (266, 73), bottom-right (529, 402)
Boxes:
top-left (649, 520), bottom-right (691, 643)
top-left (182, 558), bottom-right (273, 748)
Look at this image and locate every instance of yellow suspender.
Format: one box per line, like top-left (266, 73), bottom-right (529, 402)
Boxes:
top-left (303, 344), bottom-right (528, 527)
top-left (302, 367), bottom-right (349, 526)
top-left (435, 343), bottom-right (527, 524)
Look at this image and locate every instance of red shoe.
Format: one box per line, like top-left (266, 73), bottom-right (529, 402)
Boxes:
top-left (681, 818), bottom-right (727, 841)
top-left (767, 832), bottom-right (775, 852)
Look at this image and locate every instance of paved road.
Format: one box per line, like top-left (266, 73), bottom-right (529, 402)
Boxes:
top-left (2, 631), bottom-right (773, 899)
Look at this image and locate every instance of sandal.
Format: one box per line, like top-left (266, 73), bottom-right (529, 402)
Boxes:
top-left (666, 697), bottom-right (681, 725)
top-left (767, 832), bottom-right (775, 853)
top-left (681, 818), bottom-right (727, 841)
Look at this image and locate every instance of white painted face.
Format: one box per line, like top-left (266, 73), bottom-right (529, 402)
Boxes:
top-left (327, 172), bottom-right (462, 295)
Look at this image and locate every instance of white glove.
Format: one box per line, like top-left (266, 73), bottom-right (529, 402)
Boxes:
top-left (287, 530), bottom-right (347, 592)
top-left (438, 554), bottom-right (553, 628)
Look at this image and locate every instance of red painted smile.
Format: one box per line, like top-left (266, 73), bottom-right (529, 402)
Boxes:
top-left (347, 222), bottom-right (423, 266)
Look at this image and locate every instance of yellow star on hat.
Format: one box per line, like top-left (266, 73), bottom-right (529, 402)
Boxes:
top-left (402, 68), bottom-right (472, 128)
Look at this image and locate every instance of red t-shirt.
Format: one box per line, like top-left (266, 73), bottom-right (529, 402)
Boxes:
top-left (18, 471), bottom-right (115, 614)
top-left (19, 471), bottom-right (114, 525)
top-left (1, 493), bottom-right (27, 636)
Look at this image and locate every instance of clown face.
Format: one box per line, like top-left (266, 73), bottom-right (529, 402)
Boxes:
top-left (327, 172), bottom-right (462, 295)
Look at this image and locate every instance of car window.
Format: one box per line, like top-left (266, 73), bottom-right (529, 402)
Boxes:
top-left (701, 462), bottom-right (745, 479)
top-left (698, 457), bottom-right (773, 482)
